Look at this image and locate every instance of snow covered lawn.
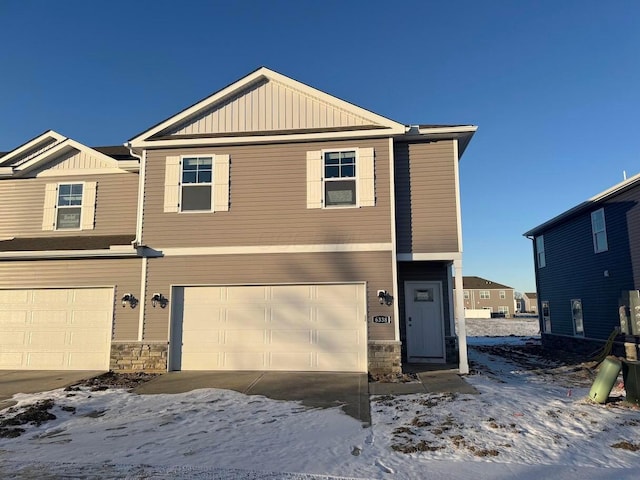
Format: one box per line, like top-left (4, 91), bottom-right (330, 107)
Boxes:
top-left (1, 319), bottom-right (639, 479)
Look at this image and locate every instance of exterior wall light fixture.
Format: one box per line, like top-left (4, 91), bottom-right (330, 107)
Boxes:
top-left (121, 293), bottom-right (138, 308)
top-left (151, 293), bottom-right (169, 308)
top-left (377, 290), bottom-right (393, 306)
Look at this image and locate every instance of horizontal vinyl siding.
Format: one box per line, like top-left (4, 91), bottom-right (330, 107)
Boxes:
top-left (394, 140), bottom-right (459, 253)
top-left (142, 138), bottom-right (391, 247)
top-left (0, 258), bottom-right (142, 340)
top-left (537, 186), bottom-right (640, 340)
top-left (0, 173), bottom-right (138, 238)
top-left (143, 251), bottom-right (395, 342)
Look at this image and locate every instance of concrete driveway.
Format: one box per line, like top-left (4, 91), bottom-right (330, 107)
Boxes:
top-left (0, 370), bottom-right (104, 410)
top-left (133, 371), bottom-right (371, 424)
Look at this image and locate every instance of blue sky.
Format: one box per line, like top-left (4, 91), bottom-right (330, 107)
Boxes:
top-left (1, 0), bottom-right (639, 293)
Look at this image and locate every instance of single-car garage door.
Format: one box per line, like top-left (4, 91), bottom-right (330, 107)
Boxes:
top-left (170, 284), bottom-right (367, 372)
top-left (0, 288), bottom-right (114, 370)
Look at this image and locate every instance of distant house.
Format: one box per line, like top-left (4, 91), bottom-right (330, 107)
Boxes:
top-left (523, 292), bottom-right (538, 314)
top-left (460, 276), bottom-right (515, 318)
top-left (524, 172), bottom-right (640, 360)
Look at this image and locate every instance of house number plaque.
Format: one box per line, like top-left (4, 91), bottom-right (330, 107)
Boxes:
top-left (372, 316), bottom-right (391, 323)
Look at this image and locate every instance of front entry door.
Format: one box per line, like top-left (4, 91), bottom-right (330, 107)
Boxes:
top-left (405, 281), bottom-right (445, 363)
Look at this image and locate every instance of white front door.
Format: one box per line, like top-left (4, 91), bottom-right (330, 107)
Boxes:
top-left (405, 281), bottom-right (445, 363)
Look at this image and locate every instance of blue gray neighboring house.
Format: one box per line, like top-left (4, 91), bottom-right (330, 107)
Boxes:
top-left (524, 172), bottom-right (640, 360)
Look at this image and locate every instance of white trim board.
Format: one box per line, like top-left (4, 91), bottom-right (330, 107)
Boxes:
top-left (397, 252), bottom-right (462, 262)
top-left (159, 243), bottom-right (393, 256)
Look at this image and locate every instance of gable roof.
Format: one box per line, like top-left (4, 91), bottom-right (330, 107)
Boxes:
top-left (128, 66), bottom-right (407, 148)
top-left (524, 292), bottom-right (538, 299)
top-left (0, 131), bottom-right (138, 178)
top-left (462, 276), bottom-right (513, 290)
top-left (524, 170), bottom-right (640, 237)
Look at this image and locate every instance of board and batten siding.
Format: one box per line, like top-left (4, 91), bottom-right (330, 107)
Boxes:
top-left (536, 184), bottom-right (640, 340)
top-left (394, 140), bottom-right (459, 254)
top-left (0, 258), bottom-right (142, 340)
top-left (0, 173), bottom-right (138, 238)
top-left (142, 251), bottom-right (395, 342)
top-left (141, 138), bottom-right (391, 248)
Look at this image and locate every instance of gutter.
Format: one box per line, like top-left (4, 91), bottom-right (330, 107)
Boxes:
top-left (126, 141), bottom-right (146, 247)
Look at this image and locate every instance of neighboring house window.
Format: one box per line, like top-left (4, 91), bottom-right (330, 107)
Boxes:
top-left (463, 291), bottom-right (469, 299)
top-left (499, 290), bottom-right (506, 299)
top-left (536, 235), bottom-right (546, 268)
top-left (571, 299), bottom-right (585, 336)
top-left (323, 150), bottom-right (356, 206)
top-left (541, 301), bottom-right (551, 332)
top-left (163, 154), bottom-right (230, 213)
top-left (42, 182), bottom-right (96, 231)
top-left (56, 183), bottom-right (83, 229)
top-left (480, 291), bottom-right (490, 299)
top-left (591, 208), bottom-right (608, 253)
top-left (498, 306), bottom-right (509, 315)
top-left (306, 148), bottom-right (375, 209)
top-left (181, 156), bottom-right (212, 211)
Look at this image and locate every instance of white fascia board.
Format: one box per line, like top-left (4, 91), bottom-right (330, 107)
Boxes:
top-left (16, 139), bottom-right (123, 174)
top-left (397, 252), bottom-right (462, 262)
top-left (0, 167), bottom-right (15, 177)
top-left (128, 67), bottom-right (405, 146)
top-left (0, 248), bottom-right (139, 260)
top-left (0, 130), bottom-right (66, 167)
top-left (132, 127), bottom-right (404, 149)
top-left (416, 125), bottom-right (478, 135)
top-left (159, 243), bottom-right (393, 256)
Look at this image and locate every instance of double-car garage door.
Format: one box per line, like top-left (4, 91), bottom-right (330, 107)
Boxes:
top-left (0, 288), bottom-right (113, 370)
top-left (170, 284), bottom-right (367, 372)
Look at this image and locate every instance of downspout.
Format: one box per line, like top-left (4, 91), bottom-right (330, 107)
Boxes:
top-left (127, 142), bottom-right (147, 342)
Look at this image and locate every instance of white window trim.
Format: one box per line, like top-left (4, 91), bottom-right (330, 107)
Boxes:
top-left (480, 290), bottom-right (490, 299)
top-left (499, 290), bottom-right (506, 299)
top-left (179, 155), bottom-right (214, 213)
top-left (321, 147), bottom-right (359, 209)
top-left (54, 181), bottom-right (86, 231)
top-left (541, 300), bottom-right (551, 332)
top-left (536, 235), bottom-right (546, 268)
top-left (571, 299), bottom-right (585, 336)
top-left (591, 208), bottom-right (608, 253)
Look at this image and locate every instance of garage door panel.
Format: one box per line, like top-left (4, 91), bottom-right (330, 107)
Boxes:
top-left (175, 284), bottom-right (367, 372)
top-left (0, 287), bottom-right (113, 370)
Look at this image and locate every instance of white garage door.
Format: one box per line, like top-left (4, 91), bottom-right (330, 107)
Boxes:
top-left (170, 284), bottom-right (367, 372)
top-left (0, 288), bottom-right (114, 370)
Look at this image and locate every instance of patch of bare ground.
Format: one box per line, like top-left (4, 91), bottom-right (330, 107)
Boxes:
top-left (0, 399), bottom-right (56, 438)
top-left (65, 371), bottom-right (159, 391)
top-left (369, 372), bottom-right (419, 383)
top-left (611, 441), bottom-right (640, 451)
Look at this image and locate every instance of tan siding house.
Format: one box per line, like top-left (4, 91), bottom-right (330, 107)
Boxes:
top-left (460, 276), bottom-right (516, 317)
top-left (1, 67), bottom-right (476, 375)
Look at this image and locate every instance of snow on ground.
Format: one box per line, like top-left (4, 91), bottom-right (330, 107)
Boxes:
top-left (1, 318), bottom-right (639, 479)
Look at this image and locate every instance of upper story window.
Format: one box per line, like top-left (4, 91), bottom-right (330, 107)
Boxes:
top-left (480, 290), bottom-right (490, 299)
top-left (324, 151), bottom-right (356, 207)
top-left (306, 147), bottom-right (375, 209)
top-left (163, 154), bottom-right (230, 213)
top-left (536, 235), bottom-right (546, 268)
top-left (56, 183), bottom-right (83, 229)
top-left (181, 157), bottom-right (212, 211)
top-left (591, 208), bottom-right (608, 253)
top-left (42, 181), bottom-right (96, 231)
top-left (463, 290), bottom-right (469, 299)
top-left (499, 290), bottom-right (506, 299)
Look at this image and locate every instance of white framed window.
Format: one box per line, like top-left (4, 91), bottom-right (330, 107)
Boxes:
top-left (480, 290), bottom-right (490, 299)
top-left (181, 156), bottom-right (212, 211)
top-left (536, 235), bottom-right (546, 268)
top-left (499, 290), bottom-right (506, 299)
top-left (571, 299), bottom-right (584, 336)
top-left (42, 181), bottom-right (96, 231)
top-left (591, 208), bottom-right (608, 253)
top-left (541, 301), bottom-right (551, 332)
top-left (163, 154), bottom-right (230, 213)
top-left (306, 147), bottom-right (374, 209)
top-left (463, 290), bottom-right (469, 299)
top-left (498, 306), bottom-right (509, 315)
top-left (324, 150), bottom-right (356, 207)
top-left (56, 183), bottom-right (83, 229)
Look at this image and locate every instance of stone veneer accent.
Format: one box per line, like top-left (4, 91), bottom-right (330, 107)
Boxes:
top-left (368, 341), bottom-right (401, 374)
top-left (110, 342), bottom-right (168, 372)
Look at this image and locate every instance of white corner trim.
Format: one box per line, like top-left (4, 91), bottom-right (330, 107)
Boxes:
top-left (453, 139), bottom-right (463, 252)
top-left (388, 137), bottom-right (401, 342)
top-left (159, 243), bottom-right (393, 256)
top-left (138, 257), bottom-right (147, 342)
top-left (397, 252), bottom-right (462, 262)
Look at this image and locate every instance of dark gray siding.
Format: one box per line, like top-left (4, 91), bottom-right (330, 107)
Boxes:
top-left (535, 185), bottom-right (640, 341)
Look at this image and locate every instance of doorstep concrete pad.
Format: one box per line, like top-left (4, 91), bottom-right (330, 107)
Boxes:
top-left (417, 372), bottom-right (479, 395)
top-left (0, 370), bottom-right (105, 410)
top-left (369, 382), bottom-right (425, 395)
top-left (134, 371), bottom-right (371, 425)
